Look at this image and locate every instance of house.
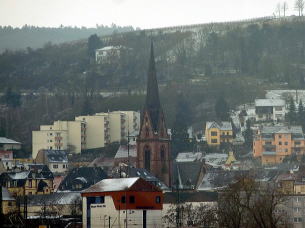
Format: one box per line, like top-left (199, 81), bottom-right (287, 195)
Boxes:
top-left (0, 164), bottom-right (54, 196)
top-left (255, 99), bottom-right (286, 122)
top-left (253, 125), bottom-right (305, 164)
top-left (114, 145), bottom-right (137, 166)
top-left (1, 187), bottom-right (17, 214)
top-left (0, 137), bottom-right (21, 151)
top-left (205, 121), bottom-right (233, 146)
top-left (95, 46), bottom-right (131, 64)
top-left (81, 177), bottom-right (163, 228)
top-left (35, 149), bottom-right (68, 174)
top-left (58, 167), bottom-right (107, 192)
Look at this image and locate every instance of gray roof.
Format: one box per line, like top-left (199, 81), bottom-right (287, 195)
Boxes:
top-left (261, 126), bottom-right (304, 135)
top-left (206, 121), bottom-right (232, 131)
top-left (0, 137), bottom-right (21, 144)
top-left (24, 192), bottom-right (81, 206)
top-left (255, 99), bottom-right (285, 107)
top-left (83, 177), bottom-right (139, 193)
top-left (44, 150), bottom-right (68, 163)
top-left (114, 145), bottom-right (137, 159)
top-left (176, 152), bottom-right (203, 162)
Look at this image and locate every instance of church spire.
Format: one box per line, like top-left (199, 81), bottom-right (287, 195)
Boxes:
top-left (145, 41), bottom-right (161, 131)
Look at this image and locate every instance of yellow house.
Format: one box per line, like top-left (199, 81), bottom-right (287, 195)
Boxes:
top-left (205, 121), bottom-right (233, 146)
top-left (2, 187), bottom-right (17, 214)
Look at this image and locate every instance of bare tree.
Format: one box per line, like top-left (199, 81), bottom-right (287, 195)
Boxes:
top-left (295, 0), bottom-right (305, 16)
top-left (276, 3), bottom-right (282, 17)
top-left (282, 2), bottom-right (289, 17)
top-left (217, 177), bottom-right (291, 228)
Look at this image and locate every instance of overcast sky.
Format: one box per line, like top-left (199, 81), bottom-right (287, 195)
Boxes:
top-left (0, 0), bottom-right (298, 29)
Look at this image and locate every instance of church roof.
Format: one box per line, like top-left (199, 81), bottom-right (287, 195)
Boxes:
top-left (145, 42), bottom-right (161, 131)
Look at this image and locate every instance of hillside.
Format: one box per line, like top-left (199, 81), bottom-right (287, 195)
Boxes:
top-left (0, 24), bottom-right (134, 53)
top-left (1, 16), bottom-right (305, 153)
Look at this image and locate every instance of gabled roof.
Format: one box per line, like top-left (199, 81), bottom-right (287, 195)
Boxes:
top-left (255, 99), bottom-right (285, 107)
top-left (0, 137), bottom-right (21, 144)
top-left (261, 125), bottom-right (304, 135)
top-left (2, 187), bottom-right (15, 201)
top-left (206, 121), bottom-right (232, 131)
top-left (114, 145), bottom-right (137, 159)
top-left (24, 192), bottom-right (81, 206)
top-left (43, 150), bottom-right (68, 163)
top-left (83, 177), bottom-right (139, 193)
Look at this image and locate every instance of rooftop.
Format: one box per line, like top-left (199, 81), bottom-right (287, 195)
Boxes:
top-left (83, 177), bottom-right (139, 193)
top-left (255, 99), bottom-right (285, 107)
top-left (206, 121), bottom-right (232, 131)
top-left (175, 152), bottom-right (203, 162)
top-left (0, 137), bottom-right (21, 144)
top-left (114, 145), bottom-right (137, 159)
top-left (261, 125), bottom-right (304, 135)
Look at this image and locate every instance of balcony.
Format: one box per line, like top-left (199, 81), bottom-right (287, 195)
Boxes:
top-left (263, 144), bottom-right (276, 151)
top-left (262, 151), bottom-right (276, 156)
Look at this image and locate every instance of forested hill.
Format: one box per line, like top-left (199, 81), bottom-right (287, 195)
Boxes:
top-left (0, 25), bottom-right (134, 52)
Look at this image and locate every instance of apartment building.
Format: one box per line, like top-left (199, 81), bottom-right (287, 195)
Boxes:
top-left (32, 120), bottom-right (85, 158)
top-left (253, 125), bottom-right (305, 165)
top-left (205, 121), bottom-right (233, 146)
top-left (32, 111), bottom-right (140, 158)
top-left (255, 99), bottom-right (286, 122)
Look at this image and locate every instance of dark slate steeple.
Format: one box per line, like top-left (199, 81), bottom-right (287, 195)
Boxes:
top-left (145, 42), bottom-right (161, 132)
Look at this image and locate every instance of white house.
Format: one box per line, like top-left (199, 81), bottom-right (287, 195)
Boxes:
top-left (255, 99), bottom-right (286, 122)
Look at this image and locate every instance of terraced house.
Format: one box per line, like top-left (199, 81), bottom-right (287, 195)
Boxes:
top-left (253, 126), bottom-right (305, 164)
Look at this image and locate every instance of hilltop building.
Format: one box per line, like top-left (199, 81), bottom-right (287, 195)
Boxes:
top-left (253, 125), bottom-right (305, 164)
top-left (136, 43), bottom-right (172, 187)
top-left (95, 46), bottom-right (131, 64)
top-left (255, 99), bottom-right (286, 122)
top-left (205, 121), bottom-right (233, 146)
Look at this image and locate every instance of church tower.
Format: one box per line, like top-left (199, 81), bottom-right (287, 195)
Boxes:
top-left (136, 42), bottom-right (172, 187)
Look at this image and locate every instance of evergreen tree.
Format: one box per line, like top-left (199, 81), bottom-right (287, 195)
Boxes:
top-left (215, 96), bottom-right (230, 121)
top-left (286, 97), bottom-right (297, 124)
top-left (171, 94), bottom-right (193, 158)
top-left (243, 120), bottom-right (253, 149)
top-left (298, 99), bottom-right (305, 129)
top-left (3, 87), bottom-right (21, 108)
top-left (87, 34), bottom-right (102, 58)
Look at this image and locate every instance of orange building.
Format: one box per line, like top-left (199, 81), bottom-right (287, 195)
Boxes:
top-left (253, 126), bottom-right (305, 164)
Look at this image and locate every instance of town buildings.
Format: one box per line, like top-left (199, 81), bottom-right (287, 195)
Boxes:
top-left (136, 43), bottom-right (172, 187)
top-left (205, 121), bottom-right (233, 146)
top-left (35, 150), bottom-right (68, 174)
top-left (81, 177), bottom-right (163, 228)
top-left (255, 98), bottom-right (286, 122)
top-left (32, 111), bottom-right (140, 158)
top-left (253, 125), bottom-right (305, 164)
top-left (0, 137), bottom-right (21, 151)
top-left (95, 46), bottom-right (131, 63)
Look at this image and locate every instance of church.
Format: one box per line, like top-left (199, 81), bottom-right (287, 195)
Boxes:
top-left (136, 42), bottom-right (172, 187)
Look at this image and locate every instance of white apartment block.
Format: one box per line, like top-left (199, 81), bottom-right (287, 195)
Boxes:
top-left (255, 99), bottom-right (286, 122)
top-left (32, 111), bottom-right (140, 158)
top-left (32, 120), bottom-right (85, 158)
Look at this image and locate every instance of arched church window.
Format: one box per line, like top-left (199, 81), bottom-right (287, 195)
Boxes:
top-left (145, 127), bottom-right (149, 137)
top-left (144, 145), bottom-right (151, 172)
top-left (160, 146), bottom-right (165, 160)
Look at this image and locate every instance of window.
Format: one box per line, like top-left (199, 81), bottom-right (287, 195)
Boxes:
top-left (156, 196), bottom-right (161, 203)
top-left (29, 180), bottom-right (32, 188)
top-left (294, 207), bottom-right (301, 212)
top-left (294, 217), bottom-right (302, 223)
top-left (8, 202), bottom-right (12, 207)
top-left (275, 107), bottom-right (282, 111)
top-left (295, 141), bottom-right (301, 145)
top-left (121, 196), bottom-right (126, 203)
top-left (50, 133), bottom-right (53, 136)
top-left (279, 135), bottom-right (282, 138)
top-left (129, 196), bottom-right (135, 204)
top-left (222, 132), bottom-right (225, 135)
top-left (211, 139), bottom-right (218, 143)
top-left (285, 142), bottom-right (288, 145)
top-left (265, 142), bottom-right (272, 145)
top-left (145, 128), bottom-right (149, 137)
top-left (285, 149), bottom-right (288, 152)
top-left (53, 164), bottom-right (58, 169)
top-left (63, 164), bottom-right (66, 168)
top-left (211, 131), bottom-right (217, 136)
top-left (279, 142), bottom-right (282, 145)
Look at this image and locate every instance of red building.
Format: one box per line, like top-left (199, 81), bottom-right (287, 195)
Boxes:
top-left (136, 43), bottom-right (172, 187)
top-left (81, 177), bottom-right (163, 228)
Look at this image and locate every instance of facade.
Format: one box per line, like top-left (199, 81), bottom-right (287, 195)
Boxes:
top-left (253, 126), bottom-right (305, 164)
top-left (32, 120), bottom-right (85, 158)
top-left (205, 121), bottom-right (233, 146)
top-left (255, 99), bottom-right (286, 122)
top-left (81, 177), bottom-right (163, 228)
top-left (0, 164), bottom-right (54, 196)
top-left (137, 43), bottom-right (172, 187)
top-left (33, 111), bottom-right (140, 158)
top-left (35, 149), bottom-right (68, 174)
top-left (114, 145), bottom-right (137, 166)
top-left (2, 187), bottom-right (17, 214)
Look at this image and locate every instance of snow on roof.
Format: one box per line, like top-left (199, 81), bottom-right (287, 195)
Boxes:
top-left (0, 137), bottom-right (21, 144)
top-left (8, 171), bottom-right (30, 180)
top-left (75, 177), bottom-right (88, 184)
top-left (261, 125), bottom-right (304, 135)
top-left (96, 46), bottom-right (128, 51)
top-left (255, 99), bottom-right (285, 107)
top-left (176, 152), bottom-right (203, 162)
top-left (204, 153), bottom-right (228, 167)
top-left (114, 145), bottom-right (137, 159)
top-left (206, 121), bottom-right (232, 131)
top-left (83, 177), bottom-right (139, 193)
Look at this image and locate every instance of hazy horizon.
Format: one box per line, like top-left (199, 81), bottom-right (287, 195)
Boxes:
top-left (0, 0), bottom-right (300, 29)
